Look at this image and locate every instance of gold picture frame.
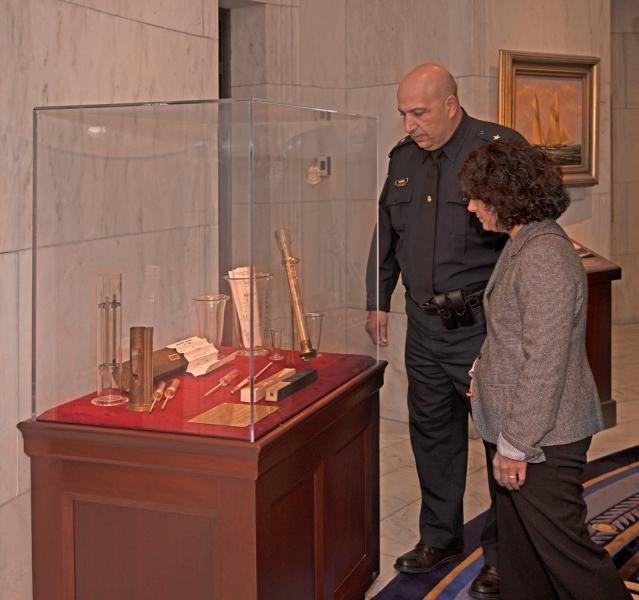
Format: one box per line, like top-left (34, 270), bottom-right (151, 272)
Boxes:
top-left (498, 50), bottom-right (599, 187)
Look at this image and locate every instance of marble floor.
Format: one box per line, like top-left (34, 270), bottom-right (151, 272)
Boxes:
top-left (365, 323), bottom-right (639, 598)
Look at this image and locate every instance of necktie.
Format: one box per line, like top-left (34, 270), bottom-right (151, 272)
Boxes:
top-left (421, 150), bottom-right (441, 300)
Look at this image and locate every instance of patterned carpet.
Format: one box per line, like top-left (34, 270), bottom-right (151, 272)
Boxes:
top-left (373, 445), bottom-right (639, 600)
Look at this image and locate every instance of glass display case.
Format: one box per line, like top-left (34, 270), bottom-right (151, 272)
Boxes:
top-left (31, 99), bottom-right (379, 441)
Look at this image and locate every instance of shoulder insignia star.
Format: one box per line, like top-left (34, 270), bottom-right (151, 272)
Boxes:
top-left (493, 134), bottom-right (501, 140)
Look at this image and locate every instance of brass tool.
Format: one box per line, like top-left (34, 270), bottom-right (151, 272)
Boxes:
top-left (128, 326), bottom-right (154, 412)
top-left (161, 378), bottom-right (181, 410)
top-left (274, 229), bottom-right (316, 360)
top-left (149, 381), bottom-right (167, 413)
top-left (230, 361), bottom-right (273, 395)
top-left (204, 369), bottom-right (240, 397)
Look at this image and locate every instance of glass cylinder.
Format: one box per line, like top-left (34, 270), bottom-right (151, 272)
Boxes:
top-left (93, 273), bottom-right (127, 406)
top-left (192, 294), bottom-right (229, 348)
top-left (304, 311), bottom-right (324, 359)
top-left (224, 272), bottom-right (271, 356)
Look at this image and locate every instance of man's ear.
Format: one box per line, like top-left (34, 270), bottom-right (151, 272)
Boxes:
top-left (445, 94), bottom-right (460, 118)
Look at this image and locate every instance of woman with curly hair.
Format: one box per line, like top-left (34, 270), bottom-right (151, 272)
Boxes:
top-left (459, 139), bottom-right (630, 600)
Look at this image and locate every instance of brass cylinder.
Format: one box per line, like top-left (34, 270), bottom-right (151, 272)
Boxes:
top-left (275, 229), bottom-right (316, 361)
top-left (128, 326), bottom-right (154, 411)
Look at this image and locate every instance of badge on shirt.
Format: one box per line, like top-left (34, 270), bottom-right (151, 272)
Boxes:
top-left (394, 177), bottom-right (409, 187)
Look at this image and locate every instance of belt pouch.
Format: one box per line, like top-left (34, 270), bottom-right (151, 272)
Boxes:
top-left (433, 293), bottom-right (458, 329)
top-left (448, 289), bottom-right (474, 327)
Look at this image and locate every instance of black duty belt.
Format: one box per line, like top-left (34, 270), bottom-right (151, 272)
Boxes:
top-left (419, 288), bottom-right (484, 329)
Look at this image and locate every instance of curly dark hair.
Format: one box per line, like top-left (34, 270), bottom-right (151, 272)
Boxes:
top-left (458, 139), bottom-right (570, 229)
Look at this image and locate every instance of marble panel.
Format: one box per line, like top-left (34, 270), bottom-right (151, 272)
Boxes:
top-left (379, 498), bottom-right (420, 558)
top-left (1, 0), bottom-right (217, 254)
top-left (380, 416), bottom-right (411, 437)
top-left (258, 84), bottom-right (303, 104)
top-left (377, 311), bottom-right (409, 423)
top-left (32, 226), bottom-right (214, 413)
top-left (611, 33), bottom-right (626, 109)
top-left (232, 84), bottom-right (269, 100)
top-left (0, 493), bottom-right (32, 600)
top-left (72, 0), bottom-right (212, 36)
top-left (300, 87), bottom-right (347, 112)
top-left (345, 0), bottom-right (474, 88)
top-left (344, 201), bottom-right (378, 311)
top-left (464, 466), bottom-right (491, 521)
top-left (344, 308), bottom-right (377, 361)
top-left (380, 465), bottom-right (420, 520)
top-left (612, 109), bottom-right (639, 184)
top-left (612, 182), bottom-right (639, 254)
top-left (612, 252), bottom-right (639, 324)
top-left (480, 0), bottom-right (609, 78)
top-left (299, 0), bottom-right (346, 88)
top-left (17, 249), bottom-right (32, 495)
top-left (560, 191), bottom-right (612, 258)
top-left (204, 0), bottom-right (217, 38)
top-left (379, 439), bottom-right (414, 477)
top-left (594, 79), bottom-right (613, 195)
top-left (347, 85), bottom-right (406, 192)
top-left (0, 0), bottom-right (34, 255)
top-left (29, 1), bottom-right (218, 104)
top-left (251, 0), bottom-right (300, 6)
top-left (467, 436), bottom-right (489, 474)
top-left (611, 0), bottom-right (639, 33)
top-left (298, 199), bottom-right (348, 312)
top-left (0, 254), bottom-right (19, 506)
top-left (620, 33), bottom-right (639, 108)
top-left (616, 397), bottom-right (639, 420)
top-left (457, 76), bottom-right (498, 123)
top-left (264, 4), bottom-right (300, 85)
top-left (345, 115), bottom-right (379, 204)
top-left (589, 415), bottom-right (639, 459)
top-left (35, 107), bottom-right (217, 248)
top-left (231, 4), bottom-right (267, 86)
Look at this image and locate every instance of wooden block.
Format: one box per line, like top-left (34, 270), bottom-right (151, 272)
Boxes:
top-left (265, 368), bottom-right (318, 402)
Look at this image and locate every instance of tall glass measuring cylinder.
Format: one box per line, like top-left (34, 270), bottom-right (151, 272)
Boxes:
top-left (93, 273), bottom-right (127, 406)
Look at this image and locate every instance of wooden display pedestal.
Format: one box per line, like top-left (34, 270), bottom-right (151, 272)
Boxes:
top-left (580, 244), bottom-right (622, 428)
top-left (20, 362), bottom-right (386, 600)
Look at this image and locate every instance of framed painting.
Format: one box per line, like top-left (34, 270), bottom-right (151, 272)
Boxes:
top-left (498, 50), bottom-right (599, 187)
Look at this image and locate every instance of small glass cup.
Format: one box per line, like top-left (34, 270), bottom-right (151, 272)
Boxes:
top-left (304, 312), bottom-right (323, 359)
top-left (269, 327), bottom-right (284, 361)
top-left (192, 294), bottom-right (229, 352)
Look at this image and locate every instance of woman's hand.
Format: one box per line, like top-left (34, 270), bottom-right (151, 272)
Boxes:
top-left (493, 452), bottom-right (527, 491)
top-left (466, 376), bottom-right (476, 398)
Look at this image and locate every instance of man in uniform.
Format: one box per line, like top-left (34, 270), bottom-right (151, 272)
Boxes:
top-left (366, 63), bottom-right (526, 600)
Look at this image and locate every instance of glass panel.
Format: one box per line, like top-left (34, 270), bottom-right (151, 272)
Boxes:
top-left (32, 99), bottom-right (378, 442)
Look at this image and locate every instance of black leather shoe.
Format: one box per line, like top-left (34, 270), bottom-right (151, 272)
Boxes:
top-left (394, 543), bottom-right (463, 573)
top-left (469, 564), bottom-right (500, 600)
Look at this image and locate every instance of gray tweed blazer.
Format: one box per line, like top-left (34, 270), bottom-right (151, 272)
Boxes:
top-left (472, 219), bottom-right (604, 462)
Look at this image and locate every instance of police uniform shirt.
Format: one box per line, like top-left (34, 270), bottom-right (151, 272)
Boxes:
top-left (366, 110), bottom-right (527, 311)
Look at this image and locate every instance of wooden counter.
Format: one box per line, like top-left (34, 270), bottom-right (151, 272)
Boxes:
top-left (20, 361), bottom-right (387, 600)
top-left (578, 242), bottom-right (622, 428)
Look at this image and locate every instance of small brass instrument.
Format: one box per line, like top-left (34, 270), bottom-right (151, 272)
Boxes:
top-left (128, 326), bottom-right (154, 411)
top-left (275, 229), bottom-right (316, 360)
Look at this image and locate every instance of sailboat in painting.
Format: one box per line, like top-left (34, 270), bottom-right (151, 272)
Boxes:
top-left (530, 91), bottom-right (581, 165)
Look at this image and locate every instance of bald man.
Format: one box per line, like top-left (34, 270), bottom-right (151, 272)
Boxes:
top-left (366, 64), bottom-right (526, 600)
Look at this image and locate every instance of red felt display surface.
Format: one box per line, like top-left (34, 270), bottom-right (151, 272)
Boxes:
top-left (37, 351), bottom-right (376, 441)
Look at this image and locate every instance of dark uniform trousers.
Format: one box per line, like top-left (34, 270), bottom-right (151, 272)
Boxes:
top-left (405, 295), bottom-right (497, 560)
top-left (488, 439), bottom-right (631, 600)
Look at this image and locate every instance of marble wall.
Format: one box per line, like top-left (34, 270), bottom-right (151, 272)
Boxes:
top-left (0, 1), bottom-right (217, 596)
top-left (611, 0), bottom-right (639, 323)
top-left (2, 1), bottom-right (624, 595)
top-left (228, 0), bottom-right (614, 422)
